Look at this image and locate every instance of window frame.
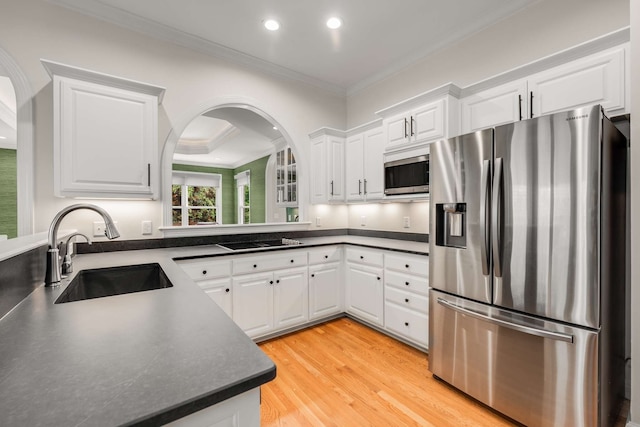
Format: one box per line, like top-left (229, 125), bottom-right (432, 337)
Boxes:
top-left (172, 171), bottom-right (222, 226)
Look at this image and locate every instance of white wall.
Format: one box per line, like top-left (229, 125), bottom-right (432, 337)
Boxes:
top-left (0, 0), bottom-right (346, 240)
top-left (629, 0), bottom-right (639, 423)
top-left (346, 0), bottom-right (631, 127)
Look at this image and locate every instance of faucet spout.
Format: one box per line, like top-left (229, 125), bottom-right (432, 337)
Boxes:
top-left (45, 204), bottom-right (120, 286)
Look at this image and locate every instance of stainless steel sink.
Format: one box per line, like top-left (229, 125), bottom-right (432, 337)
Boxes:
top-left (55, 263), bottom-right (173, 304)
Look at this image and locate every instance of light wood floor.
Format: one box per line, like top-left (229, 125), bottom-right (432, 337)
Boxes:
top-left (259, 317), bottom-right (517, 426)
top-left (259, 317), bottom-right (629, 427)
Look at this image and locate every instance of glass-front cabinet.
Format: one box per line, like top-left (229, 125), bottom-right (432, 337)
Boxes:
top-left (276, 147), bottom-right (297, 207)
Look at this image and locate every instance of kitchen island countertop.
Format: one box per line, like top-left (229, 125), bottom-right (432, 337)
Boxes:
top-left (0, 235), bottom-right (426, 426)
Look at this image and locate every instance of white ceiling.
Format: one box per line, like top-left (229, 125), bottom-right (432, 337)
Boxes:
top-left (48, 0), bottom-right (537, 94)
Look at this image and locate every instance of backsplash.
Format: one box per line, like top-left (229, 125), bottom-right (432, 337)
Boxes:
top-left (0, 245), bottom-right (47, 319)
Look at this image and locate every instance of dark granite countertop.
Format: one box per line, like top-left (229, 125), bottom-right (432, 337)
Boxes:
top-left (0, 235), bottom-right (427, 426)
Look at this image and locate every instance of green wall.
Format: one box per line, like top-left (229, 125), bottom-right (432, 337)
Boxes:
top-left (234, 155), bottom-right (269, 224)
top-left (0, 148), bottom-right (17, 239)
top-left (173, 155), bottom-right (269, 224)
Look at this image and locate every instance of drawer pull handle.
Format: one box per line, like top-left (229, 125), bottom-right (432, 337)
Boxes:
top-left (225, 288), bottom-right (230, 293)
top-left (405, 281), bottom-right (410, 286)
top-left (253, 264), bottom-right (257, 268)
top-left (324, 255), bottom-right (328, 259)
top-left (269, 280), bottom-right (274, 285)
top-left (404, 322), bottom-right (409, 327)
top-left (311, 273), bottom-right (315, 278)
top-left (202, 270), bottom-right (207, 275)
top-left (290, 259), bottom-right (294, 263)
top-left (405, 264), bottom-right (410, 269)
top-left (405, 298), bottom-right (409, 303)
top-left (377, 276), bottom-right (381, 281)
top-left (276, 279), bottom-right (280, 284)
top-left (360, 255), bottom-right (364, 259)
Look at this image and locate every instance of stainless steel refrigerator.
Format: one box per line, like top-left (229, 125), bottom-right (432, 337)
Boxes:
top-left (428, 104), bottom-right (627, 427)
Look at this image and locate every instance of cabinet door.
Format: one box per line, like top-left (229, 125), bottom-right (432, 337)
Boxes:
top-left (55, 76), bottom-right (157, 198)
top-left (199, 278), bottom-right (233, 318)
top-left (412, 99), bottom-right (445, 143)
top-left (386, 114), bottom-right (409, 147)
top-left (460, 80), bottom-right (528, 133)
top-left (362, 128), bottom-right (385, 200)
top-left (345, 263), bottom-right (384, 326)
top-left (328, 136), bottom-right (345, 201)
top-left (345, 134), bottom-right (365, 201)
top-left (310, 136), bottom-right (328, 203)
top-left (273, 266), bottom-right (309, 330)
top-left (232, 272), bottom-right (274, 338)
top-left (528, 46), bottom-right (626, 117)
top-left (309, 263), bottom-right (342, 320)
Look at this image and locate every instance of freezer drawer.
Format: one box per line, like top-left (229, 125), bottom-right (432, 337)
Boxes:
top-left (429, 290), bottom-right (599, 427)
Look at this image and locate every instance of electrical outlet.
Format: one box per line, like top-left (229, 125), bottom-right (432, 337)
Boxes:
top-left (403, 216), bottom-right (411, 228)
top-left (315, 217), bottom-right (322, 227)
top-left (360, 216), bottom-right (366, 226)
top-left (142, 220), bottom-right (152, 235)
top-left (93, 221), bottom-right (106, 237)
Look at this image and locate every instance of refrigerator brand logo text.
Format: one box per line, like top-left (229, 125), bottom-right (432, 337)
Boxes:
top-left (566, 114), bottom-right (588, 121)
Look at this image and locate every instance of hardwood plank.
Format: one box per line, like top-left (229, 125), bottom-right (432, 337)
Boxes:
top-left (259, 318), bottom-right (518, 427)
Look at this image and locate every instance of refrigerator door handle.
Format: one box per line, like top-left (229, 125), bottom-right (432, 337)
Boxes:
top-left (492, 157), bottom-right (503, 277)
top-left (480, 159), bottom-right (491, 276)
top-left (436, 298), bottom-right (574, 343)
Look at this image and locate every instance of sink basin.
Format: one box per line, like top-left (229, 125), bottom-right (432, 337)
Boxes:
top-left (55, 263), bottom-right (173, 304)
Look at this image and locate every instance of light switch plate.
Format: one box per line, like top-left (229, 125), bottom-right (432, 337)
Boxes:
top-left (142, 220), bottom-right (152, 235)
top-left (403, 216), bottom-right (410, 228)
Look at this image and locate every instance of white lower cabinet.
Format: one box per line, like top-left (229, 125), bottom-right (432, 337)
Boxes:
top-left (175, 258), bottom-right (233, 318)
top-left (232, 266), bottom-right (308, 339)
top-left (344, 246), bottom-right (384, 326)
top-left (167, 387), bottom-right (260, 427)
top-left (200, 278), bottom-right (233, 318)
top-left (383, 252), bottom-right (429, 349)
top-left (308, 246), bottom-right (343, 320)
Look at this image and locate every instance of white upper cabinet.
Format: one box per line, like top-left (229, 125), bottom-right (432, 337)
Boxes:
top-left (42, 60), bottom-right (165, 199)
top-left (377, 88), bottom-right (460, 151)
top-left (528, 46), bottom-right (626, 118)
top-left (345, 124), bottom-right (385, 202)
top-left (309, 130), bottom-right (345, 204)
top-left (460, 44), bottom-right (628, 134)
top-left (460, 80), bottom-right (528, 134)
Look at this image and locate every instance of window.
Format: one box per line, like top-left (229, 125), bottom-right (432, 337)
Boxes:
top-left (172, 171), bottom-right (221, 226)
top-left (235, 170), bottom-right (250, 224)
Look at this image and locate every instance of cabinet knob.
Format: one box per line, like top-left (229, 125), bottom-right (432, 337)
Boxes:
top-left (253, 264), bottom-right (257, 268)
top-left (405, 281), bottom-right (410, 286)
top-left (290, 259), bottom-right (294, 263)
top-left (225, 288), bottom-right (230, 293)
top-left (202, 270), bottom-right (207, 275)
top-left (405, 264), bottom-right (410, 269)
top-left (269, 280), bottom-right (274, 285)
top-left (276, 279), bottom-right (280, 284)
top-left (377, 276), bottom-right (381, 281)
top-left (360, 255), bottom-right (364, 260)
top-left (404, 322), bottom-right (409, 327)
top-left (405, 298), bottom-right (409, 303)
top-left (324, 255), bottom-right (328, 259)
top-left (311, 274), bottom-right (315, 278)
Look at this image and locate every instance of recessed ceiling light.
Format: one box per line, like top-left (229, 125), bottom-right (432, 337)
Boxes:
top-left (326, 17), bottom-right (342, 29)
top-left (264, 19), bottom-right (280, 31)
top-left (272, 126), bottom-right (278, 130)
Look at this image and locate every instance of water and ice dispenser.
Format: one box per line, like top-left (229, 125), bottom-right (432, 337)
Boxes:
top-left (435, 203), bottom-right (467, 248)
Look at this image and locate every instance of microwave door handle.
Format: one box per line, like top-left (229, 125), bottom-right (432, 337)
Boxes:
top-left (480, 160), bottom-right (491, 276)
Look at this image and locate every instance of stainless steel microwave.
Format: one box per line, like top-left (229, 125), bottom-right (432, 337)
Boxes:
top-left (384, 155), bottom-right (429, 195)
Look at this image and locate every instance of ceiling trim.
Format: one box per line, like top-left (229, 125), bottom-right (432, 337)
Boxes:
top-left (47, 0), bottom-right (346, 96)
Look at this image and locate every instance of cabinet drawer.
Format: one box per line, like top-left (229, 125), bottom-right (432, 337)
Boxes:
top-left (308, 246), bottom-right (341, 264)
top-left (385, 286), bottom-right (429, 313)
top-left (384, 253), bottom-right (428, 276)
top-left (345, 246), bottom-right (383, 267)
top-left (176, 258), bottom-right (232, 281)
top-left (385, 302), bottom-right (428, 347)
top-left (385, 270), bottom-right (429, 295)
top-left (233, 251), bottom-right (308, 275)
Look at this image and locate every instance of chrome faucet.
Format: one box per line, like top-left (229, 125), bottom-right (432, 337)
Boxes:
top-left (60, 232), bottom-right (92, 276)
top-left (45, 204), bottom-right (120, 286)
